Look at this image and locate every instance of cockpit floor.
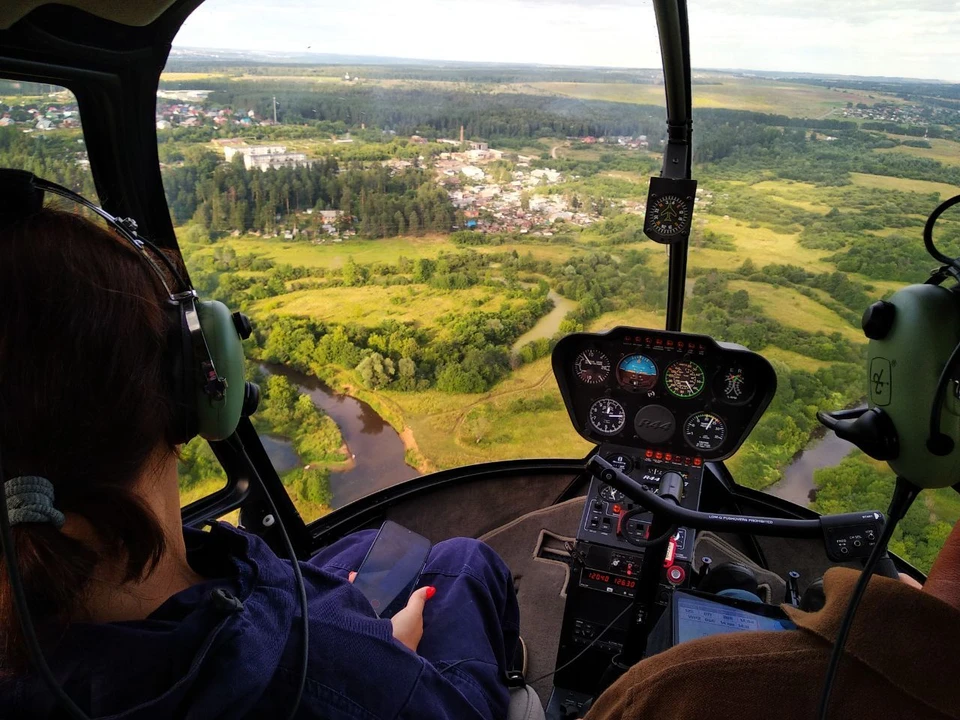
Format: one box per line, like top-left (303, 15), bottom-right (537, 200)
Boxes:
top-left (480, 497), bottom-right (586, 705)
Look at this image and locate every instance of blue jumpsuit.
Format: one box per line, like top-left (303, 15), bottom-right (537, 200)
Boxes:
top-left (0, 523), bottom-right (521, 719)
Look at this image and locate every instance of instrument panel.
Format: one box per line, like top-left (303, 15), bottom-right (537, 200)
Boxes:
top-left (553, 327), bottom-right (776, 461)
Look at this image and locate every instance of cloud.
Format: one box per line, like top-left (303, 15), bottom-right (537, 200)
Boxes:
top-left (172, 0), bottom-right (960, 81)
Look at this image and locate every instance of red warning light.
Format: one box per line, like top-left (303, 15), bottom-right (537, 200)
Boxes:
top-left (655, 451), bottom-right (663, 460)
top-left (664, 453), bottom-right (672, 462)
top-left (645, 450), bottom-right (653, 458)
top-left (613, 504), bottom-right (622, 515)
top-left (693, 457), bottom-right (702, 466)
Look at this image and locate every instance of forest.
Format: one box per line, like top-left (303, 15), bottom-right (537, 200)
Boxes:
top-left (163, 153), bottom-right (455, 237)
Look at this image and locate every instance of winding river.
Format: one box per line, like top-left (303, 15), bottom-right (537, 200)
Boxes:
top-left (767, 432), bottom-right (855, 507)
top-left (261, 364), bottom-right (419, 508)
top-left (511, 290), bottom-right (577, 353)
top-left (261, 360), bottom-right (851, 511)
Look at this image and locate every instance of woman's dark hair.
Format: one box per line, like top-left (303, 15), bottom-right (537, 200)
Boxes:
top-left (0, 209), bottom-right (178, 674)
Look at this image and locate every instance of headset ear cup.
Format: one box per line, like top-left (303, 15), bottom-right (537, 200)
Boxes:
top-left (193, 299), bottom-right (246, 441)
top-left (167, 302), bottom-right (197, 445)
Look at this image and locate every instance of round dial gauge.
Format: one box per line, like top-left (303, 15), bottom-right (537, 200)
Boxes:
top-left (684, 412), bottom-right (727, 452)
top-left (616, 354), bottom-right (658, 392)
top-left (649, 195), bottom-right (690, 237)
top-left (589, 398), bottom-right (627, 436)
top-left (575, 349), bottom-right (611, 385)
top-left (665, 360), bottom-right (705, 399)
top-left (715, 365), bottom-right (754, 405)
top-left (599, 484), bottom-right (624, 502)
top-left (605, 452), bottom-right (634, 474)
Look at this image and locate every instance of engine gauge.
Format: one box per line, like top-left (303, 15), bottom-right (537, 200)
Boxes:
top-left (605, 452), bottom-right (634, 474)
top-left (599, 484), bottom-right (624, 502)
top-left (664, 360), bottom-right (705, 399)
top-left (589, 398), bottom-right (627, 436)
top-left (683, 412), bottom-right (726, 452)
top-left (574, 349), bottom-right (611, 385)
top-left (714, 365), bottom-right (754, 405)
top-left (616, 354), bottom-right (658, 392)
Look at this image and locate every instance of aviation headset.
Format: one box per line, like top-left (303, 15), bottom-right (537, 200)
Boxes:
top-left (0, 169), bottom-right (258, 443)
top-left (0, 171), bottom-right (318, 720)
top-left (819, 193), bottom-right (960, 490)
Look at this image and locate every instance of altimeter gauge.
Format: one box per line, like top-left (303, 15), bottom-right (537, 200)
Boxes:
top-left (575, 349), bottom-right (611, 385)
top-left (589, 398), bottom-right (627, 436)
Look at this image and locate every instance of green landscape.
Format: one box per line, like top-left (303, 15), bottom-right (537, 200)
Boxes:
top-left (6, 65), bottom-right (960, 570)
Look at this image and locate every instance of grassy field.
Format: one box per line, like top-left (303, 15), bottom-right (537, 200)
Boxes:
top-left (760, 347), bottom-right (842, 373)
top-left (194, 235), bottom-right (455, 268)
top-left (255, 284), bottom-right (529, 326)
top-left (876, 138), bottom-right (960, 167)
top-left (160, 72), bottom-right (227, 82)
top-left (849, 172), bottom-right (960, 198)
top-left (728, 280), bottom-right (864, 342)
top-left (749, 180), bottom-right (834, 215)
top-left (687, 215), bottom-right (835, 272)
top-left (523, 77), bottom-right (903, 118)
top-left (380, 357), bottom-right (592, 469)
top-left (589, 308), bottom-right (667, 332)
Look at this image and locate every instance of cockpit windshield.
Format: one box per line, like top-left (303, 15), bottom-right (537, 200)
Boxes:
top-left (161, 0), bottom-right (960, 571)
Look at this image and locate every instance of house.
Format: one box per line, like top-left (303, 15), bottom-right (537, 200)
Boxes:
top-left (156, 119), bottom-right (172, 130)
top-left (223, 144), bottom-right (312, 171)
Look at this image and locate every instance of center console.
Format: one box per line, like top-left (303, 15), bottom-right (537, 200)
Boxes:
top-left (546, 327), bottom-right (776, 715)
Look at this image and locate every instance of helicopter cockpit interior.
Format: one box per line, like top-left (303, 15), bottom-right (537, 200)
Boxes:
top-left (2, 2), bottom-right (960, 720)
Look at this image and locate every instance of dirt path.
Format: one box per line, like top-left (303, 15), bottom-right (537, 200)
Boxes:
top-left (449, 369), bottom-right (556, 437)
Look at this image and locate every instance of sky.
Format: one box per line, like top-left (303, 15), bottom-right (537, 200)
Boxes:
top-left (172, 0), bottom-right (960, 82)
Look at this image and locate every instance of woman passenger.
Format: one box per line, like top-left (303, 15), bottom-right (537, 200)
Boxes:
top-left (0, 209), bottom-right (520, 719)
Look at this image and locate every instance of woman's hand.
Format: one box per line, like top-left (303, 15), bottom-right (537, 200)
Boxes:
top-left (348, 572), bottom-right (437, 652)
top-left (389, 586), bottom-right (436, 652)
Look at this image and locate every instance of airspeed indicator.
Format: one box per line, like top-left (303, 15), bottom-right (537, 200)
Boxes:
top-left (575, 349), bottom-right (611, 385)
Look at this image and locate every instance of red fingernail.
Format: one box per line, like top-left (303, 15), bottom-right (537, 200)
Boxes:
top-left (425, 586), bottom-right (437, 600)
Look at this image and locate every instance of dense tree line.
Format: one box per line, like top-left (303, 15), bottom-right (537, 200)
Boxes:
top-left (814, 453), bottom-right (952, 572)
top-left (195, 83), bottom-right (667, 140)
top-left (163, 154), bottom-right (454, 238)
top-left (0, 127), bottom-right (96, 197)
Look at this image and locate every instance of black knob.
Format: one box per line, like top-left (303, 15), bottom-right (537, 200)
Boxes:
top-left (786, 570), bottom-right (801, 607)
top-left (699, 555), bottom-right (712, 580)
top-left (232, 311), bottom-right (253, 340)
top-left (242, 381), bottom-right (261, 417)
top-left (862, 300), bottom-right (896, 340)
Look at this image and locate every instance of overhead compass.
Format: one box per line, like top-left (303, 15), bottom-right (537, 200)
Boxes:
top-left (643, 176), bottom-right (698, 245)
top-left (648, 195), bottom-right (690, 237)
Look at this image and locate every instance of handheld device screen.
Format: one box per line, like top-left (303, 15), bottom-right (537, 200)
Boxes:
top-left (675, 592), bottom-right (795, 644)
top-left (352, 521), bottom-right (432, 618)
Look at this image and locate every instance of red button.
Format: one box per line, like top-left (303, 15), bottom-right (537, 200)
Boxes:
top-left (645, 450), bottom-right (653, 458)
top-left (613, 504), bottom-right (622, 515)
top-left (664, 453), bottom-right (672, 462)
top-left (667, 565), bottom-right (686, 585)
top-left (693, 458), bottom-right (702, 466)
top-left (655, 451), bottom-right (663, 460)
